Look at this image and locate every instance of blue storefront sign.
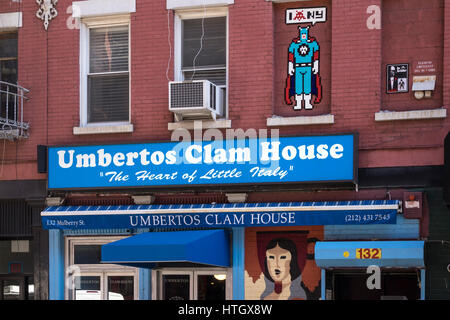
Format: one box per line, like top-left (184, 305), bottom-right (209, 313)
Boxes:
top-left (41, 200), bottom-right (399, 230)
top-left (48, 134), bottom-right (356, 189)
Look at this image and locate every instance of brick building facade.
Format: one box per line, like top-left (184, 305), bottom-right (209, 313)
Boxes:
top-left (0, 0), bottom-right (449, 300)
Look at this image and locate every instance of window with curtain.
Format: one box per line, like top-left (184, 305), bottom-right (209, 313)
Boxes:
top-left (88, 26), bottom-right (129, 123)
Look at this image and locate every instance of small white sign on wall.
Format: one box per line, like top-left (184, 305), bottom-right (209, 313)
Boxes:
top-left (285, 7), bottom-right (327, 25)
top-left (11, 240), bottom-right (29, 253)
top-left (412, 75), bottom-right (436, 91)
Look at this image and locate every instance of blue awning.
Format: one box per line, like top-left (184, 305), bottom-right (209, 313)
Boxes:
top-left (41, 200), bottom-right (401, 229)
top-left (315, 241), bottom-right (425, 268)
top-left (101, 229), bottom-right (230, 268)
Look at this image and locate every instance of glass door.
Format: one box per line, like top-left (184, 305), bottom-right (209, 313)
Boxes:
top-left (107, 275), bottom-right (135, 300)
top-left (70, 273), bottom-right (137, 300)
top-left (156, 269), bottom-right (230, 300)
top-left (195, 271), bottom-right (227, 300)
top-left (160, 271), bottom-right (193, 300)
top-left (70, 273), bottom-right (102, 300)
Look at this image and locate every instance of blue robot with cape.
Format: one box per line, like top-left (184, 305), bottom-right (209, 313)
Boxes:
top-left (285, 26), bottom-right (322, 110)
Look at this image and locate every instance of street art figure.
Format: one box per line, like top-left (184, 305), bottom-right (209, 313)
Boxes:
top-left (260, 238), bottom-right (307, 300)
top-left (285, 26), bottom-right (322, 110)
top-left (246, 231), bottom-right (321, 300)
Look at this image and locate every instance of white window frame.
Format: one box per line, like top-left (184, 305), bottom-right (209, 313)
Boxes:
top-left (174, 7), bottom-right (229, 119)
top-left (167, 0), bottom-right (234, 10)
top-left (0, 12), bottom-right (22, 30)
top-left (73, 0), bottom-right (136, 18)
top-left (152, 267), bottom-right (232, 300)
top-left (79, 14), bottom-right (132, 128)
top-left (65, 236), bottom-right (139, 300)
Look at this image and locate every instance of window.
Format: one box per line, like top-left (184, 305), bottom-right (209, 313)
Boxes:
top-left (87, 26), bottom-right (129, 123)
top-left (181, 17), bottom-right (226, 86)
top-left (175, 8), bottom-right (228, 118)
top-left (0, 32), bottom-right (18, 121)
top-left (79, 16), bottom-right (130, 127)
top-left (66, 237), bottom-right (138, 300)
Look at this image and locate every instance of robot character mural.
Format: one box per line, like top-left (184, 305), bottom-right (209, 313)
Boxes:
top-left (285, 26), bottom-right (322, 110)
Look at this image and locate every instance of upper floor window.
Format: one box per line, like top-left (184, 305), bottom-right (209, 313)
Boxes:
top-left (72, 0), bottom-right (135, 133)
top-left (0, 32), bottom-right (18, 121)
top-left (87, 25), bottom-right (129, 124)
top-left (181, 16), bottom-right (226, 86)
top-left (78, 14), bottom-right (131, 128)
top-left (174, 8), bottom-right (228, 120)
top-left (0, 32), bottom-right (17, 82)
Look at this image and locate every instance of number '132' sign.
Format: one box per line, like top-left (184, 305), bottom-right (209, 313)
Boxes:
top-left (356, 248), bottom-right (382, 259)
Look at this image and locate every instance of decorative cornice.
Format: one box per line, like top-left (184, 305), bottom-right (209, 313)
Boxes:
top-left (36, 0), bottom-right (58, 31)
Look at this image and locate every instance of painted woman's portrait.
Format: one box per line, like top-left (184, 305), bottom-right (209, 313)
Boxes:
top-left (261, 237), bottom-right (306, 299)
top-left (245, 229), bottom-right (322, 300)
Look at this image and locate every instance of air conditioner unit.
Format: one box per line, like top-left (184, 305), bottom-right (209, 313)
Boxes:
top-left (169, 80), bottom-right (224, 121)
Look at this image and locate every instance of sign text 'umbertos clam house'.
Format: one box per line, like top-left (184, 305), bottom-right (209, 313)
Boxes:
top-left (48, 134), bottom-right (357, 189)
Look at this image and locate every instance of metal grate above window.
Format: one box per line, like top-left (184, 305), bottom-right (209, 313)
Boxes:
top-left (0, 200), bottom-right (33, 238)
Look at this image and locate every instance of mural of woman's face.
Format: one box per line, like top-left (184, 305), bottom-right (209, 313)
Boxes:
top-left (266, 244), bottom-right (292, 283)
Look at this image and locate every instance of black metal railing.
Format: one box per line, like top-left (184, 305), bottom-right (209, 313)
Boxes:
top-left (0, 81), bottom-right (29, 140)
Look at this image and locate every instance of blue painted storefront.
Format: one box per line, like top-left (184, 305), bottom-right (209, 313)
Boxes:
top-left (47, 212), bottom-right (421, 300)
top-left (48, 228), bottom-right (246, 300)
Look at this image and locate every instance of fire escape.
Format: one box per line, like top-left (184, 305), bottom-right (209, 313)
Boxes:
top-left (0, 81), bottom-right (29, 140)
top-left (0, 31), bottom-right (28, 141)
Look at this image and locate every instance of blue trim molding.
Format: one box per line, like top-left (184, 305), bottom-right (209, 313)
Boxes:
top-left (49, 229), bottom-right (65, 300)
top-left (232, 228), bottom-right (245, 300)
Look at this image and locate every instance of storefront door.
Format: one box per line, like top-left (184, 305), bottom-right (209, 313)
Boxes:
top-left (69, 272), bottom-right (136, 300)
top-left (156, 269), bottom-right (230, 300)
top-left (330, 271), bottom-right (421, 300)
top-left (66, 237), bottom-right (139, 300)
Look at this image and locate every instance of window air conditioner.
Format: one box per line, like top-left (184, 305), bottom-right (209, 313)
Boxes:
top-left (169, 80), bottom-right (224, 121)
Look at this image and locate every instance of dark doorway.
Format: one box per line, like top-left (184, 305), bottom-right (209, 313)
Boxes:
top-left (333, 271), bottom-right (421, 300)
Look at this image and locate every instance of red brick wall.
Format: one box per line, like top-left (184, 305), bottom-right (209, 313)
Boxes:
top-left (0, 0), bottom-right (448, 182)
top-left (382, 0), bottom-right (444, 111)
top-left (228, 0), bottom-right (274, 130)
top-left (0, 0), bottom-right (21, 14)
